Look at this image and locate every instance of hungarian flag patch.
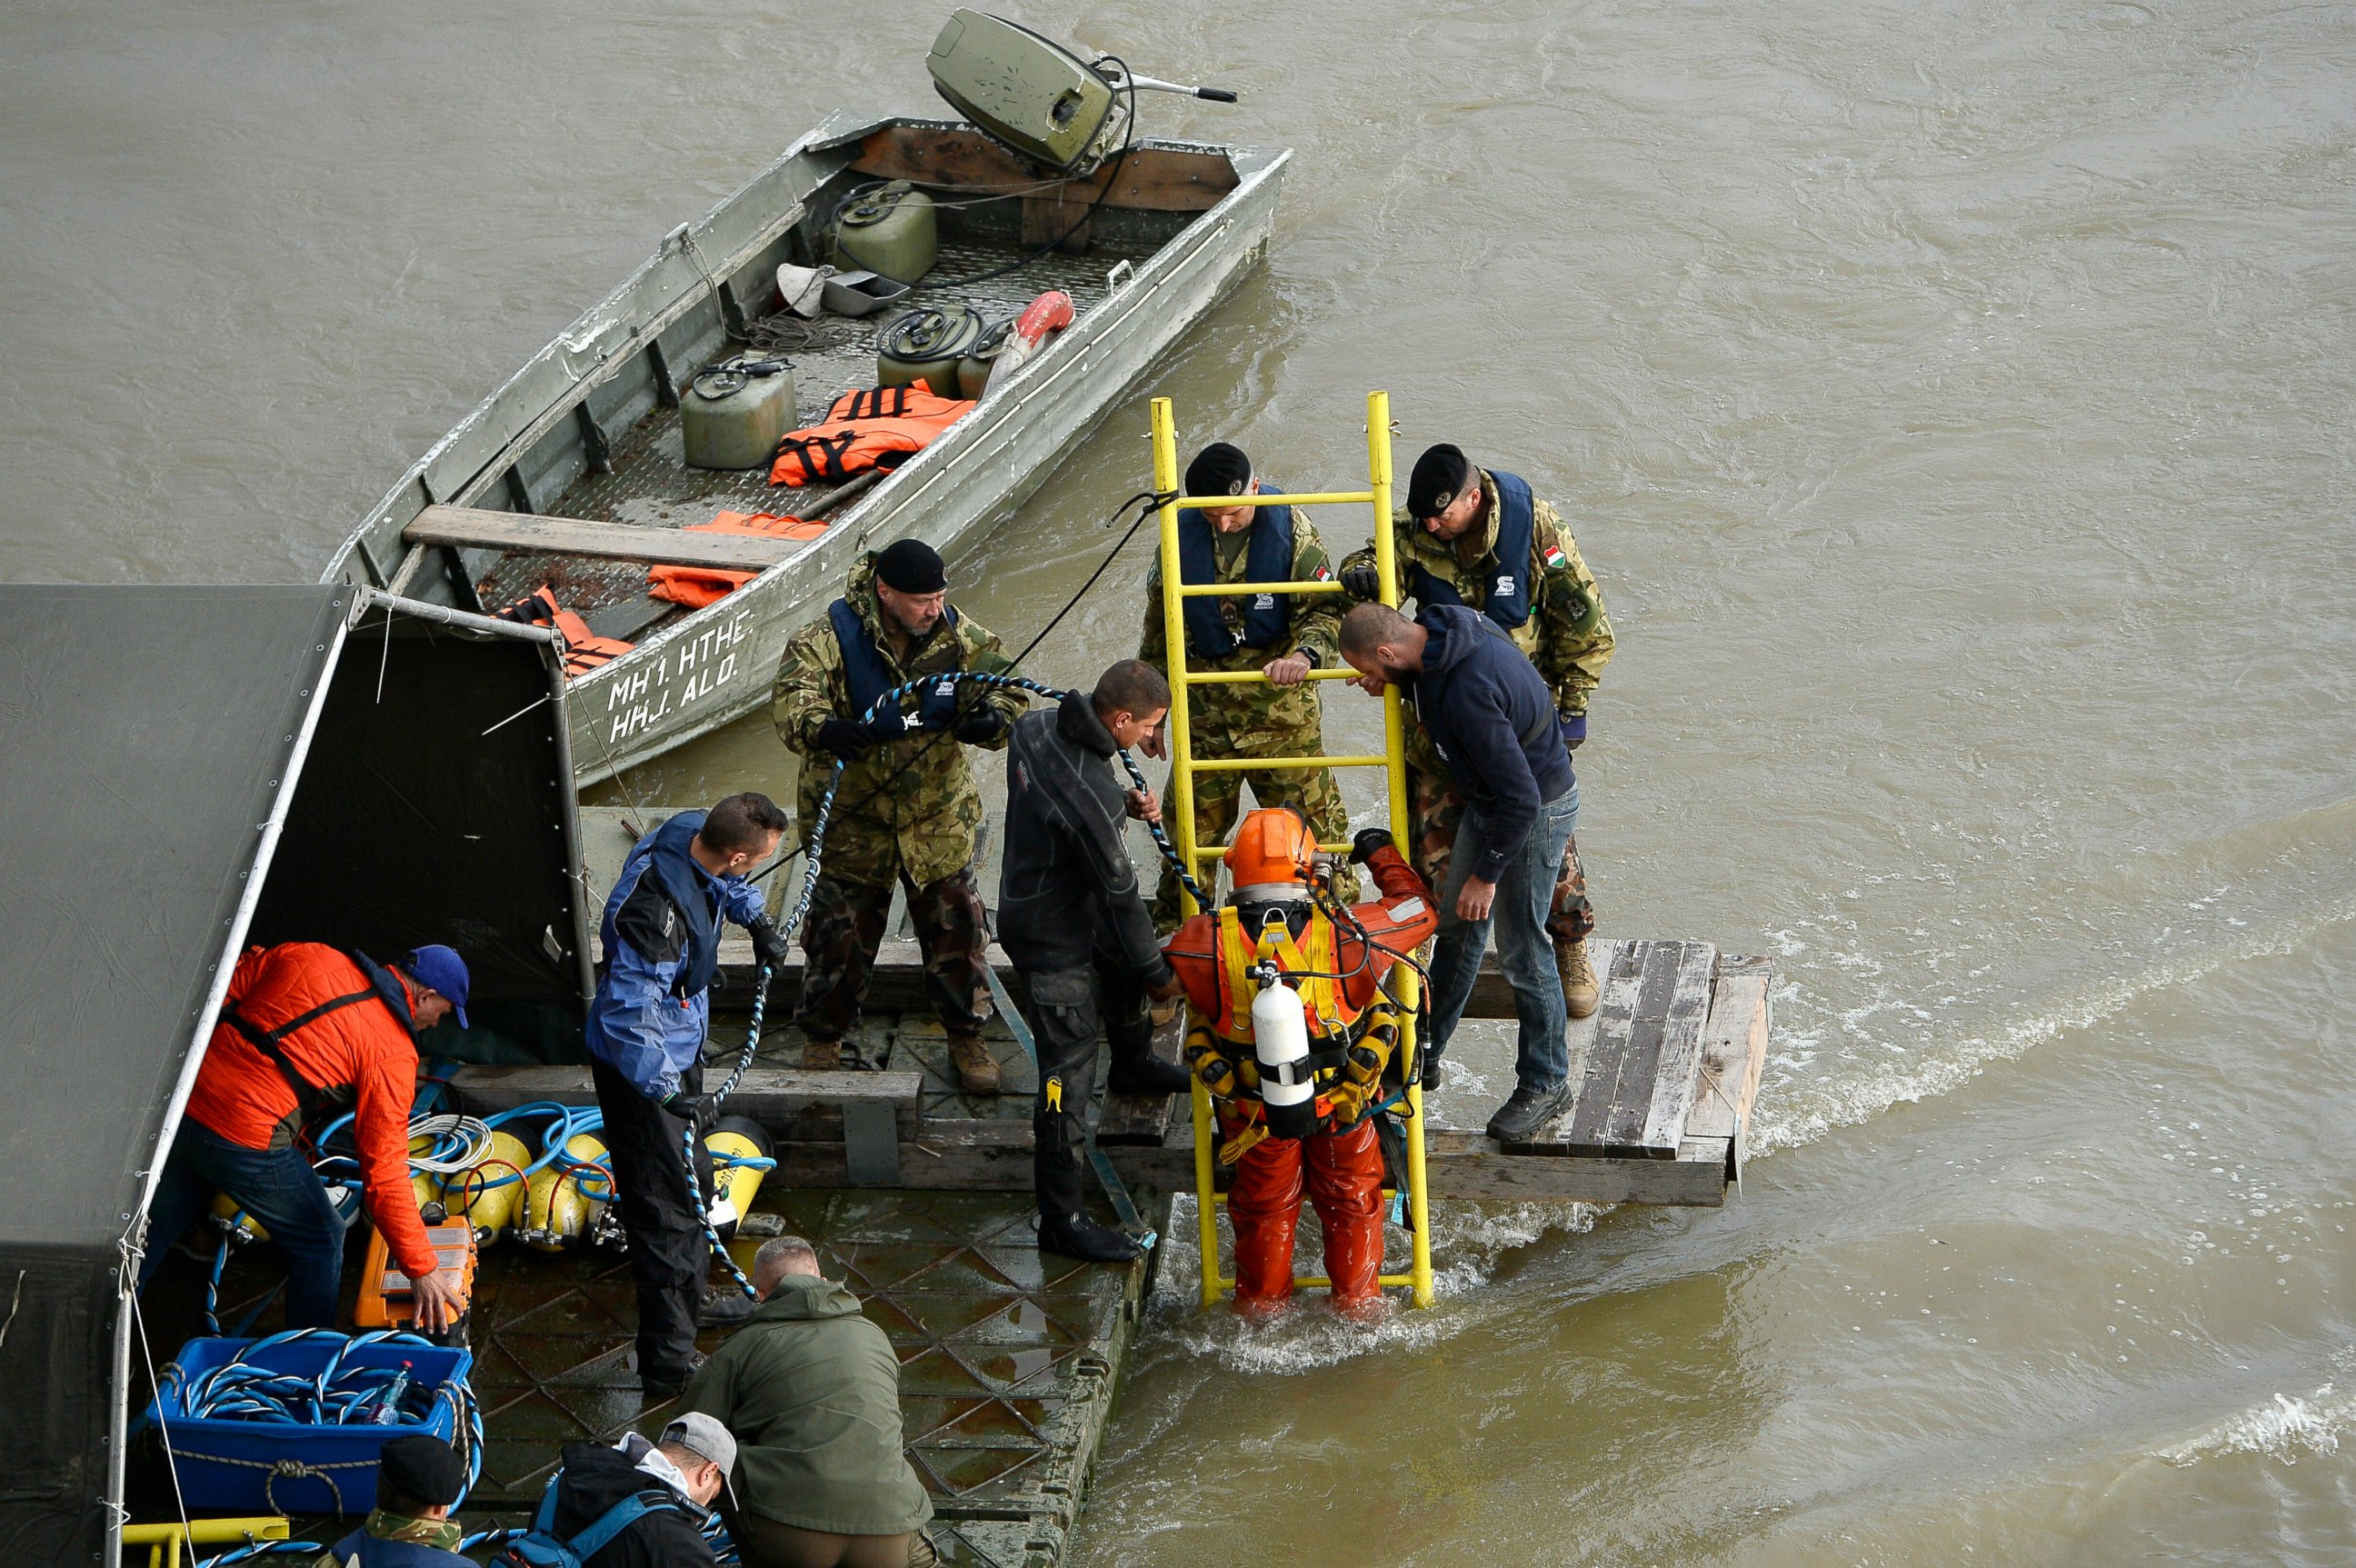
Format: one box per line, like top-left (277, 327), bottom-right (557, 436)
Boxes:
top-left (1313, 564), bottom-right (1332, 580)
top-left (1542, 544), bottom-right (1569, 570)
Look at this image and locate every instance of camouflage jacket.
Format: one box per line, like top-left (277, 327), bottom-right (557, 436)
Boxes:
top-left (1138, 504), bottom-right (1339, 753)
top-left (1340, 469), bottom-right (1613, 716)
top-left (773, 555), bottom-right (1023, 888)
top-left (313, 1510), bottom-right (465, 1566)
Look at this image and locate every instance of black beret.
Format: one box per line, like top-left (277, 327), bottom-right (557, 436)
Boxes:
top-left (874, 538), bottom-right (947, 594)
top-left (1407, 444), bottom-right (1472, 520)
top-left (378, 1434), bottom-right (466, 1508)
top-left (1185, 442), bottom-right (1253, 500)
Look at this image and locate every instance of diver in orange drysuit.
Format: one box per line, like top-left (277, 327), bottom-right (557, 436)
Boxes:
top-left (1163, 808), bottom-right (1442, 1318)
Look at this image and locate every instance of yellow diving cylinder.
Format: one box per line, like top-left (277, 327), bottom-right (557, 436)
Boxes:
top-left (702, 1117), bottom-right (775, 1239)
top-left (521, 1131), bottom-right (611, 1252)
top-left (416, 1128), bottom-right (535, 1244)
top-left (210, 1191), bottom-right (266, 1243)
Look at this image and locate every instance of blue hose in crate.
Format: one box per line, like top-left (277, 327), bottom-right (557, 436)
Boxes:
top-left (155, 1329), bottom-right (481, 1517)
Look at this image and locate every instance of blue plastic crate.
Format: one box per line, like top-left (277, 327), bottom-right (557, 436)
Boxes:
top-left (148, 1333), bottom-right (474, 1517)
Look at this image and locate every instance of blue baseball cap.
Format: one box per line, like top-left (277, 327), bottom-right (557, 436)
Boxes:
top-left (403, 944), bottom-right (471, 1029)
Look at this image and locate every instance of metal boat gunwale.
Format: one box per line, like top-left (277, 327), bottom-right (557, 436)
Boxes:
top-left (319, 109), bottom-right (1290, 785)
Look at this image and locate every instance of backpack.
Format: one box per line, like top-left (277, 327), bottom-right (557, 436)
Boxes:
top-left (494, 1473), bottom-right (684, 1568)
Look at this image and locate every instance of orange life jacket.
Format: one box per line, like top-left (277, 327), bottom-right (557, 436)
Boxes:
top-left (645, 511), bottom-right (828, 609)
top-left (768, 384), bottom-right (974, 487)
top-left (493, 585), bottom-right (634, 678)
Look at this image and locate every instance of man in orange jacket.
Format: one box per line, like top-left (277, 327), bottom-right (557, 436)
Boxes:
top-left (1163, 809), bottom-right (1440, 1319)
top-left (137, 942), bottom-right (472, 1331)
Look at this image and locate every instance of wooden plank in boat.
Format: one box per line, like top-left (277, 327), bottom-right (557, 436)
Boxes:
top-left (404, 505), bottom-right (804, 571)
top-left (851, 127), bottom-right (1240, 212)
top-left (1630, 940), bottom-right (1718, 1155)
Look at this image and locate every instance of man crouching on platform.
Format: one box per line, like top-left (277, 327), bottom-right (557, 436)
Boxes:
top-left (773, 539), bottom-right (1025, 1094)
top-left (998, 660), bottom-right (1191, 1261)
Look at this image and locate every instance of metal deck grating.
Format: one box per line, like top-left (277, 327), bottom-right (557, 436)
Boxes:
top-left (474, 236), bottom-right (1140, 626)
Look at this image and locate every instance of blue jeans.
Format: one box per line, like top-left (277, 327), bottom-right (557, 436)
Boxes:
top-left (138, 1121), bottom-right (349, 1328)
top-left (1427, 783), bottom-right (1579, 1092)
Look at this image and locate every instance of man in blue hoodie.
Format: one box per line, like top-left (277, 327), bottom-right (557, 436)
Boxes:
top-left (588, 792), bottom-right (793, 1397)
top-left (1337, 603), bottom-right (1579, 1143)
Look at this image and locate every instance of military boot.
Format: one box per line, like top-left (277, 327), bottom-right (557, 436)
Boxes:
top-left (801, 1033), bottom-right (842, 1072)
top-left (1557, 936), bottom-right (1599, 1020)
top-left (949, 1034), bottom-right (1002, 1094)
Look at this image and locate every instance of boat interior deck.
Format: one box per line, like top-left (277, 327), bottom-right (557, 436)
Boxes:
top-left (470, 227), bottom-right (1154, 644)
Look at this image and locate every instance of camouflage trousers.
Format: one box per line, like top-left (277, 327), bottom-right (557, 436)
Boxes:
top-left (793, 866), bottom-right (988, 1044)
top-left (1150, 748), bottom-right (1361, 930)
top-left (1407, 763), bottom-right (1594, 944)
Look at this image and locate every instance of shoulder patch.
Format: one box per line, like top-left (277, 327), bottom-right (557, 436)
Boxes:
top-left (1542, 544), bottom-right (1569, 570)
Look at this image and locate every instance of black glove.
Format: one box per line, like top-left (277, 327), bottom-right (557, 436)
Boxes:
top-left (660, 1090), bottom-right (714, 1132)
top-left (814, 716), bottom-right (874, 759)
top-left (1556, 712), bottom-right (1588, 753)
top-left (1350, 826), bottom-right (1395, 864)
top-left (1338, 564), bottom-right (1383, 601)
top-left (952, 704), bottom-right (1007, 744)
top-left (747, 915), bottom-right (791, 973)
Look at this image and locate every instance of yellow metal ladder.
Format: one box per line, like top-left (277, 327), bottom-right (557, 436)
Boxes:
top-left (1147, 390), bottom-right (1434, 1310)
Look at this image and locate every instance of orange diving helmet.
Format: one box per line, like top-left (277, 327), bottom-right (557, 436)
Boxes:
top-left (1223, 807), bottom-right (1317, 898)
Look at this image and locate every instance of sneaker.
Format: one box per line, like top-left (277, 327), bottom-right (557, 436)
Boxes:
top-left (949, 1035), bottom-right (1002, 1094)
top-left (1557, 936), bottom-right (1600, 1020)
top-left (1485, 1079), bottom-right (1575, 1144)
top-left (640, 1350), bottom-right (707, 1401)
top-left (697, 1288), bottom-right (755, 1327)
top-left (801, 1033), bottom-right (842, 1072)
top-left (1106, 1054), bottom-right (1191, 1096)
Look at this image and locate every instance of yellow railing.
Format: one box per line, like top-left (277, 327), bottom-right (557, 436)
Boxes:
top-left (1149, 390), bottom-right (1433, 1311)
top-left (123, 1519), bottom-right (291, 1568)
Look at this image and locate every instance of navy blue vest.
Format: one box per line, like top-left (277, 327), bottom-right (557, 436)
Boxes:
top-left (829, 596), bottom-right (964, 738)
top-left (1178, 487), bottom-right (1294, 660)
top-left (1406, 468), bottom-right (1536, 631)
top-left (604, 810), bottom-right (722, 1000)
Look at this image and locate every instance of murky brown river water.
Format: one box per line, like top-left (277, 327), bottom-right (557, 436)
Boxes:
top-left (8, 1), bottom-right (2356, 1561)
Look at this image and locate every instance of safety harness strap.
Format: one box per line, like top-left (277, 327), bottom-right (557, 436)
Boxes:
top-left (221, 986), bottom-right (377, 1136)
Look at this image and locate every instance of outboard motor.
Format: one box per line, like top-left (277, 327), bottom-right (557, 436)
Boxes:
top-left (925, 8), bottom-right (1236, 177)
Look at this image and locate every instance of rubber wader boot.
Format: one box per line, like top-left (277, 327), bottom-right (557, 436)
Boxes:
top-left (950, 1035), bottom-right (1002, 1094)
top-left (802, 1033), bottom-right (842, 1072)
top-left (697, 1286), bottom-right (754, 1328)
top-left (1035, 1125), bottom-right (1138, 1262)
top-left (1558, 935), bottom-right (1600, 1020)
top-left (1104, 1006), bottom-right (1190, 1095)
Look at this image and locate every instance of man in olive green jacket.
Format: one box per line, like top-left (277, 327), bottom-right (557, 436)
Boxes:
top-left (773, 540), bottom-right (1025, 1092)
top-left (683, 1236), bottom-right (935, 1568)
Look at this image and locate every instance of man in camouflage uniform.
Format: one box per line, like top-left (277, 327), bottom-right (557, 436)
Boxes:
top-left (1339, 443), bottom-right (1613, 1016)
top-left (1140, 442), bottom-right (1358, 929)
top-left (773, 539), bottom-right (1025, 1092)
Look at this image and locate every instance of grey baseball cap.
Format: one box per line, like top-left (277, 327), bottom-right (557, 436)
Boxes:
top-left (662, 1411), bottom-right (739, 1506)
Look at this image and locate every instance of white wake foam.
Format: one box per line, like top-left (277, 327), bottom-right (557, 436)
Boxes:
top-left (2158, 1382), bottom-right (2356, 1465)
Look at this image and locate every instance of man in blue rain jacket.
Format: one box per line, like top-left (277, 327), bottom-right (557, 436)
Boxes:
top-left (588, 793), bottom-right (792, 1398)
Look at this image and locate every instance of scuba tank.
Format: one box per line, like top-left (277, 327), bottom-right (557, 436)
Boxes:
top-left (411, 1127), bottom-right (534, 1244)
top-left (1250, 970), bottom-right (1318, 1140)
top-left (834, 180), bottom-right (938, 285)
top-left (683, 355), bottom-right (797, 471)
top-left (701, 1116), bottom-right (775, 1240)
top-left (520, 1131), bottom-right (611, 1252)
top-left (877, 305), bottom-right (986, 398)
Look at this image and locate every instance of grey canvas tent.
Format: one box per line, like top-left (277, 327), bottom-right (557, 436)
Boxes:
top-left (0, 584), bottom-right (591, 1565)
